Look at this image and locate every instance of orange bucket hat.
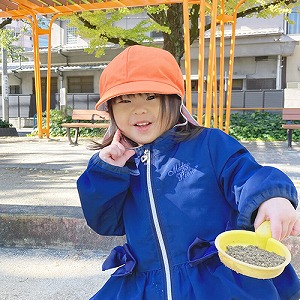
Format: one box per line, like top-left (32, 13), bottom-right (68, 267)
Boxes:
top-left (96, 45), bottom-right (199, 126)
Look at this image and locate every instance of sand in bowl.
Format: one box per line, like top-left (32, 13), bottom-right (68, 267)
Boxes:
top-left (226, 245), bottom-right (285, 268)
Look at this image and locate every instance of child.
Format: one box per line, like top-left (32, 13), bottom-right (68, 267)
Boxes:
top-left (77, 45), bottom-right (300, 300)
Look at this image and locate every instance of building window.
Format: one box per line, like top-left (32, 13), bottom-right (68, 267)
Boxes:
top-left (9, 85), bottom-right (21, 94)
top-left (67, 26), bottom-right (78, 44)
top-left (32, 77), bottom-right (58, 94)
top-left (287, 7), bottom-right (300, 34)
top-left (68, 76), bottom-right (94, 93)
top-left (232, 79), bottom-right (243, 90)
top-left (246, 78), bottom-right (276, 90)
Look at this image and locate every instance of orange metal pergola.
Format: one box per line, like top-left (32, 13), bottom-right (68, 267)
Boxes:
top-left (0, 0), bottom-right (246, 137)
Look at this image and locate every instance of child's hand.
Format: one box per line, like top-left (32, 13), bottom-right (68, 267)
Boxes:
top-left (99, 129), bottom-right (135, 167)
top-left (254, 197), bottom-right (300, 241)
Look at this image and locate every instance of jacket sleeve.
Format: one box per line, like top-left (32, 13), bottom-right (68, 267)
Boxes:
top-left (77, 152), bottom-right (131, 236)
top-left (207, 129), bottom-right (298, 230)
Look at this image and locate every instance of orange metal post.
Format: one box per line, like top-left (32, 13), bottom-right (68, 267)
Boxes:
top-left (224, 0), bottom-right (247, 133)
top-left (45, 14), bottom-right (71, 138)
top-left (212, 47), bottom-right (218, 128)
top-left (28, 14), bottom-right (44, 138)
top-left (15, 11), bottom-right (49, 138)
top-left (183, 0), bottom-right (192, 113)
top-left (218, 0), bottom-right (225, 130)
top-left (197, 0), bottom-right (206, 126)
top-left (45, 22), bottom-right (52, 139)
top-left (205, 0), bottom-right (218, 128)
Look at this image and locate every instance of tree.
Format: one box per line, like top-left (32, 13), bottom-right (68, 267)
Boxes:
top-left (0, 18), bottom-right (28, 62)
top-left (66, 0), bottom-right (298, 64)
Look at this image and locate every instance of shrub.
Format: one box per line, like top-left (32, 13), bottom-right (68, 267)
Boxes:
top-left (0, 119), bottom-right (13, 128)
top-left (229, 111), bottom-right (300, 141)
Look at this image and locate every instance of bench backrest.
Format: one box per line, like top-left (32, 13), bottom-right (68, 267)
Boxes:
top-left (72, 109), bottom-right (110, 121)
top-left (282, 108), bottom-right (300, 121)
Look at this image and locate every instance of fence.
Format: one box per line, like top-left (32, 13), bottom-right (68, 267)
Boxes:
top-left (0, 90), bottom-right (284, 127)
top-left (191, 89), bottom-right (284, 114)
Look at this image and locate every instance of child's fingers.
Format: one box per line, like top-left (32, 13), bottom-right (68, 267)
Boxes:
top-left (109, 144), bottom-right (124, 159)
top-left (269, 220), bottom-right (283, 241)
top-left (253, 208), bottom-right (267, 230)
top-left (112, 129), bottom-right (122, 144)
top-left (291, 219), bottom-right (300, 236)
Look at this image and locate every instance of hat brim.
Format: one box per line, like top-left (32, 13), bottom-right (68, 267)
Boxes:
top-left (96, 81), bottom-right (184, 110)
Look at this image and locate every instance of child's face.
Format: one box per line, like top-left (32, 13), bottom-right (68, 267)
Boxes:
top-left (112, 93), bottom-right (169, 146)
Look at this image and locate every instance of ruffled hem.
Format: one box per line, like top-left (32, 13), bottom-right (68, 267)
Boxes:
top-left (92, 242), bottom-right (300, 300)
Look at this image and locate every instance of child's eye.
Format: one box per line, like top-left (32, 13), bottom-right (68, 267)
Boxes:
top-left (146, 94), bottom-right (157, 101)
top-left (116, 99), bottom-right (131, 104)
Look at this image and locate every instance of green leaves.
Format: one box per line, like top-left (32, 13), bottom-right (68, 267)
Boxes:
top-left (0, 28), bottom-right (27, 62)
top-left (0, 119), bottom-right (13, 128)
top-left (65, 6), bottom-right (170, 58)
top-left (229, 111), bottom-right (300, 141)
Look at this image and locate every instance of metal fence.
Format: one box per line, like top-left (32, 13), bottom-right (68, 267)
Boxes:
top-left (1, 90), bottom-right (284, 120)
top-left (191, 89), bottom-right (284, 114)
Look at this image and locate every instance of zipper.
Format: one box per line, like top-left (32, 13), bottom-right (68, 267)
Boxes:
top-left (143, 149), bottom-right (172, 300)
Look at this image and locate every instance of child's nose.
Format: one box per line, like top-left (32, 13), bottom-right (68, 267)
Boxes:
top-left (133, 104), bottom-right (147, 114)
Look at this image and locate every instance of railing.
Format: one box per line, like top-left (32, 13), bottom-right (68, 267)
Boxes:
top-left (191, 89), bottom-right (284, 114)
top-left (0, 90), bottom-right (284, 123)
top-left (54, 93), bottom-right (101, 110)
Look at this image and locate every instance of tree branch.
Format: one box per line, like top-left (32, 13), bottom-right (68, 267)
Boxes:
top-left (199, 0), bottom-right (297, 39)
top-left (77, 15), bottom-right (96, 30)
top-left (106, 37), bottom-right (140, 46)
top-left (236, 0), bottom-right (297, 18)
top-left (76, 15), bottom-right (140, 46)
top-left (0, 18), bottom-right (12, 30)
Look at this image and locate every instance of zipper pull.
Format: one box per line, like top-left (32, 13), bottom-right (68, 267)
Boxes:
top-left (141, 149), bottom-right (149, 163)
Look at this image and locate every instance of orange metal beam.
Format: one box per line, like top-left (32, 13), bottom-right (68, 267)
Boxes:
top-left (0, 0), bottom-right (18, 10)
top-left (0, 0), bottom-right (185, 18)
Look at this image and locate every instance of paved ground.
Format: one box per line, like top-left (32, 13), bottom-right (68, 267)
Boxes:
top-left (0, 134), bottom-right (299, 299)
top-left (1, 136), bottom-right (299, 208)
top-left (0, 247), bottom-right (110, 300)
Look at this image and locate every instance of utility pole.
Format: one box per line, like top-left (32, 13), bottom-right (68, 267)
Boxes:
top-left (1, 47), bottom-right (9, 121)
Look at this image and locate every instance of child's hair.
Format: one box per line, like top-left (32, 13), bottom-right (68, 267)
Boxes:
top-left (88, 94), bottom-right (203, 150)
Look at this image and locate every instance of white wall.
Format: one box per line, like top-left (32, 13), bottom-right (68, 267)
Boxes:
top-left (235, 15), bottom-right (284, 32)
top-left (286, 35), bottom-right (300, 83)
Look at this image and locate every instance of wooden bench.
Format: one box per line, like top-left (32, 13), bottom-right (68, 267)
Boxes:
top-left (62, 109), bottom-right (110, 145)
top-left (282, 108), bottom-right (300, 149)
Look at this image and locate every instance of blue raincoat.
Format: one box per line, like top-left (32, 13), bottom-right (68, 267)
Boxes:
top-left (77, 128), bottom-right (300, 300)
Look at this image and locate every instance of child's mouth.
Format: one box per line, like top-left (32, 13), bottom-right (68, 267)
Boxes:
top-left (135, 122), bottom-right (151, 127)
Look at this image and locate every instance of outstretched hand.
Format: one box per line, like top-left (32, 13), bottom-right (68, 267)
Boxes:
top-left (99, 129), bottom-right (135, 167)
top-left (254, 197), bottom-right (300, 241)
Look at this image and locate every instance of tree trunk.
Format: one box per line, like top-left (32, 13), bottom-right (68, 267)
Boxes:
top-left (162, 4), bottom-right (185, 66)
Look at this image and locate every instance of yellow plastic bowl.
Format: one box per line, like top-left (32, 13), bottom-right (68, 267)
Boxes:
top-left (215, 221), bottom-right (291, 279)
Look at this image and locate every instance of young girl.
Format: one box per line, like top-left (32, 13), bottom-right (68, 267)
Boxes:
top-left (77, 45), bottom-right (300, 300)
